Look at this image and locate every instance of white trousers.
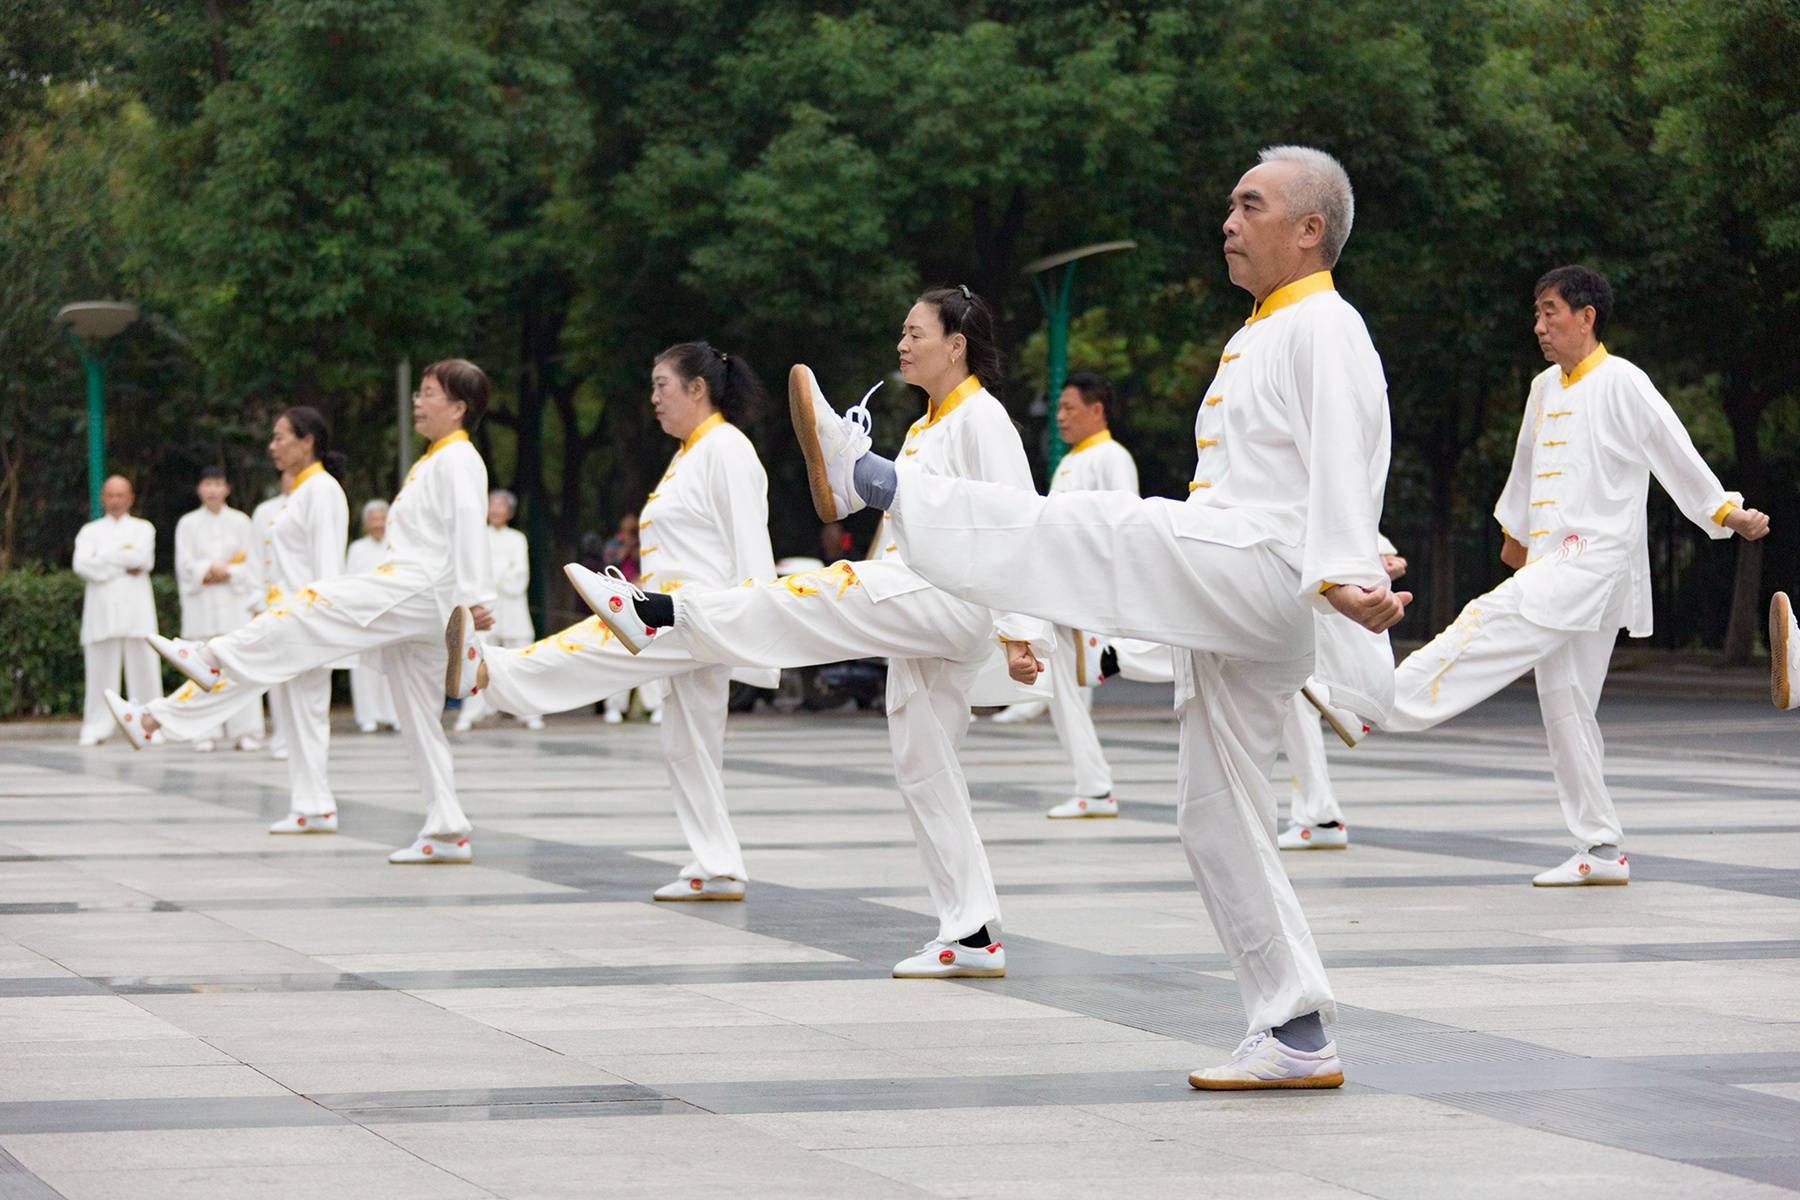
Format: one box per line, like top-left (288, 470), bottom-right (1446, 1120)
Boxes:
top-left (266, 667), bottom-right (334, 815)
top-left (1387, 572), bottom-right (1623, 847)
top-left (458, 634), bottom-right (539, 724)
top-left (889, 468), bottom-right (1331, 1034)
top-left (146, 592), bottom-right (470, 838)
top-left (349, 663), bottom-right (396, 729)
top-left (1048, 627), bottom-right (1112, 798)
top-left (603, 681), bottom-right (664, 717)
top-left (1279, 695), bottom-right (1341, 827)
top-left (81, 637), bottom-right (162, 742)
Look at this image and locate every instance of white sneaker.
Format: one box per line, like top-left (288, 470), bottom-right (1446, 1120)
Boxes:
top-left (602, 709), bottom-right (623, 725)
top-left (235, 735), bottom-right (262, 752)
top-left (1188, 1032), bottom-right (1344, 1090)
top-left (271, 746), bottom-right (289, 761)
top-left (388, 836), bottom-right (473, 865)
top-left (192, 739), bottom-right (217, 754)
top-left (1279, 823), bottom-right (1348, 851)
top-left (451, 718), bottom-right (474, 733)
top-left (1300, 682), bottom-right (1368, 748)
top-left (990, 699), bottom-right (1048, 725)
top-left (102, 689), bottom-right (153, 751)
top-left (649, 708), bottom-right (663, 726)
top-left (148, 633), bottom-right (224, 691)
top-left (1533, 849), bottom-right (1629, 887)
top-left (443, 605), bottom-right (484, 699)
top-left (524, 716), bottom-right (546, 731)
top-left (358, 722), bottom-right (378, 734)
top-left (653, 876), bottom-right (746, 902)
top-left (270, 812), bottom-right (337, 834)
top-left (1771, 592), bottom-right (1799, 710)
top-left (892, 938), bottom-right (1006, 979)
top-left (1047, 794), bottom-right (1118, 819)
top-left (790, 364), bottom-right (878, 522)
top-left (566, 563), bottom-right (659, 654)
top-left (77, 733), bottom-right (104, 747)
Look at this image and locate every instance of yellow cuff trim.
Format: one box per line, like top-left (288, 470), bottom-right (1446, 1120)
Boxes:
top-left (1712, 500), bottom-right (1738, 526)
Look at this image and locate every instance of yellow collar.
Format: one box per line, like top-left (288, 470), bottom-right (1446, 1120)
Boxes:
top-left (914, 375), bottom-right (981, 433)
top-left (1068, 429), bottom-right (1113, 456)
top-left (421, 428), bottom-right (470, 458)
top-left (1559, 343), bottom-right (1607, 388)
top-left (681, 411), bottom-right (726, 452)
top-left (285, 461), bottom-right (324, 493)
top-left (1246, 270), bottom-right (1334, 324)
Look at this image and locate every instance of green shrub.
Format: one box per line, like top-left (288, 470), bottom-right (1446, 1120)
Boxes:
top-left (1, 569), bottom-right (182, 718)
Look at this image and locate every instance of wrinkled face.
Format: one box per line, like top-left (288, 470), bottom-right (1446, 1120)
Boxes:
top-left (101, 476), bottom-right (133, 518)
top-left (1056, 386), bottom-right (1105, 445)
top-left (412, 375), bottom-right (465, 441)
top-left (364, 508), bottom-right (387, 541)
top-left (268, 416), bottom-right (314, 474)
top-left (897, 301), bottom-right (964, 389)
top-left (487, 494), bottom-right (512, 527)
top-left (1222, 160), bottom-right (1311, 300)
top-left (650, 361), bottom-right (709, 440)
top-left (1533, 287), bottom-right (1596, 368)
top-left (197, 477), bottom-right (229, 510)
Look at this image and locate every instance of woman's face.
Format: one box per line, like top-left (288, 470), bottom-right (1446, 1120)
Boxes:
top-left (896, 301), bottom-right (964, 390)
top-left (650, 360), bottom-right (710, 440)
top-left (268, 416), bottom-right (314, 474)
top-left (413, 375), bottom-right (465, 442)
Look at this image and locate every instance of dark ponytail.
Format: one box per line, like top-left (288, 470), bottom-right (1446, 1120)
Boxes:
top-left (917, 284), bottom-right (1004, 393)
top-left (280, 405), bottom-right (348, 478)
top-left (654, 341), bottom-right (766, 426)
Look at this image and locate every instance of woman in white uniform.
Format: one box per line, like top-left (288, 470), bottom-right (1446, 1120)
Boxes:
top-left (344, 500), bottom-right (399, 732)
top-left (103, 360), bottom-right (497, 865)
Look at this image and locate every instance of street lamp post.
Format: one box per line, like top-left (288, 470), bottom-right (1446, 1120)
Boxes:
top-left (55, 302), bottom-right (140, 519)
top-left (1022, 241), bottom-right (1135, 473)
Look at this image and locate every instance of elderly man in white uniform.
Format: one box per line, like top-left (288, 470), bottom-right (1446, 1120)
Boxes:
top-left (772, 147), bottom-right (1406, 1091)
top-left (454, 489), bottom-right (544, 731)
top-left (1039, 372), bottom-right (1140, 819)
top-left (344, 500), bottom-right (398, 732)
top-left (173, 467), bottom-right (263, 752)
top-left (1383, 266), bottom-right (1769, 886)
top-left (103, 360), bottom-right (498, 865)
top-left (73, 475), bottom-right (162, 746)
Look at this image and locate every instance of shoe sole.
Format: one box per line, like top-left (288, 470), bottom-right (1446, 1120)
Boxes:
top-left (1772, 593), bottom-right (1793, 709)
top-left (565, 563), bottom-right (649, 655)
top-left (1188, 1071), bottom-right (1345, 1091)
top-left (790, 364), bottom-right (839, 523)
top-left (1300, 685), bottom-right (1362, 748)
top-left (269, 828), bottom-right (337, 835)
top-left (891, 968), bottom-right (1007, 979)
top-left (389, 858), bottom-right (473, 865)
top-left (1046, 811), bottom-right (1118, 820)
top-left (1532, 878), bottom-right (1628, 887)
top-left (1280, 843), bottom-right (1347, 851)
top-left (653, 892), bottom-right (745, 902)
top-left (443, 607), bottom-right (470, 699)
top-left (103, 699), bottom-right (145, 753)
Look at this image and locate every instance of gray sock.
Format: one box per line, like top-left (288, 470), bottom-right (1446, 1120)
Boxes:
top-left (1271, 1011), bottom-right (1327, 1052)
top-left (1590, 843), bottom-right (1619, 858)
top-left (851, 452), bottom-right (898, 511)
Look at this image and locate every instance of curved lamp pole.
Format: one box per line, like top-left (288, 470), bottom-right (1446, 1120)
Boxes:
top-left (55, 302), bottom-right (139, 518)
top-left (1022, 240), bottom-right (1135, 473)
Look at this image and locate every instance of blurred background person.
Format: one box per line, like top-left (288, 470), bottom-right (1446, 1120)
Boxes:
top-left (345, 499), bottom-right (398, 733)
top-left (173, 467), bottom-right (263, 751)
top-left (455, 489), bottom-right (544, 731)
top-left (73, 474), bottom-right (160, 746)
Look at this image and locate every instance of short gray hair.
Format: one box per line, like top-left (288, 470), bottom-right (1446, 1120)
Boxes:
top-left (361, 498), bottom-right (389, 521)
top-left (489, 488), bottom-right (518, 517)
top-left (1258, 145), bottom-right (1354, 267)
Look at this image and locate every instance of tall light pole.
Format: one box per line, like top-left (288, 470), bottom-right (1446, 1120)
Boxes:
top-left (1022, 240), bottom-right (1135, 473)
top-left (55, 302), bottom-right (139, 519)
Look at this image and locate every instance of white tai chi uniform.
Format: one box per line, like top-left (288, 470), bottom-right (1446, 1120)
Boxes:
top-left (882, 273), bottom-right (1393, 1036)
top-left (482, 379), bottom-right (1052, 942)
top-left (249, 495), bottom-right (288, 755)
top-left (456, 523), bottom-right (540, 726)
top-left (1386, 346), bottom-right (1743, 848)
top-left (73, 514), bottom-right (162, 742)
top-left (1044, 430), bottom-right (1140, 799)
top-left (146, 432), bottom-right (495, 840)
top-left (344, 534), bottom-right (398, 729)
top-left (173, 504), bottom-right (264, 743)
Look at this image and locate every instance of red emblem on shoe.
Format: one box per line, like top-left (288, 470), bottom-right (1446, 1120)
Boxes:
top-left (178, 649), bottom-right (188, 658)
top-left (467, 647), bottom-right (477, 660)
top-left (296, 817), bottom-right (306, 827)
top-left (421, 843), bottom-right (434, 855)
top-left (988, 943), bottom-right (1002, 953)
top-left (644, 626), bottom-right (655, 636)
top-left (938, 949), bottom-right (956, 965)
top-left (123, 713), bottom-right (133, 722)
top-left (1618, 855), bottom-right (1628, 865)
top-left (456, 839), bottom-right (469, 848)
top-left (608, 596), bottom-right (623, 612)
top-left (1300, 828), bottom-right (1312, 840)
top-left (1077, 800), bottom-right (1088, 810)
top-left (1577, 861), bottom-right (1590, 875)
top-left (689, 879), bottom-right (703, 891)
top-left (1089, 636), bottom-right (1098, 647)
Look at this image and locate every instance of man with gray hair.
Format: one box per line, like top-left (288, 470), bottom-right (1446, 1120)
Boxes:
top-left (455, 489), bottom-right (544, 731)
top-left (782, 144), bottom-right (1405, 1089)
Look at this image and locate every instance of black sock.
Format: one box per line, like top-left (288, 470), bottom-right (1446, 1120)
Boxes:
top-left (1098, 646), bottom-right (1119, 681)
top-left (958, 925), bottom-right (992, 948)
top-left (1271, 1010), bottom-right (1327, 1052)
top-left (1317, 822), bottom-right (1341, 829)
top-left (637, 592), bottom-right (675, 628)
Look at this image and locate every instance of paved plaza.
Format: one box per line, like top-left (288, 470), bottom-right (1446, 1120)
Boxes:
top-left (0, 675), bottom-right (1796, 1198)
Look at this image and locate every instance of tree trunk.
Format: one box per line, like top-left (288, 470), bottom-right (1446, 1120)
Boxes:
top-left (1720, 381), bottom-right (1767, 664)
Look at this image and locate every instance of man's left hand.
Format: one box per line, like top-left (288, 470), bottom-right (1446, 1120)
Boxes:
top-left (1326, 584), bottom-right (1411, 634)
top-left (1725, 507), bottom-right (1771, 541)
top-left (1004, 640), bottom-right (1044, 685)
top-left (471, 604), bottom-right (496, 631)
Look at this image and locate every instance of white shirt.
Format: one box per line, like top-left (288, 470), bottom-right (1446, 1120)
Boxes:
top-left (249, 494), bottom-right (284, 611)
top-left (1185, 272), bottom-right (1390, 602)
top-left (1049, 429), bottom-right (1139, 497)
top-left (639, 414), bottom-right (778, 594)
top-left (1494, 346), bottom-right (1739, 636)
top-left (73, 514), bottom-right (158, 644)
top-left (345, 534), bottom-right (390, 576)
top-left (265, 463), bottom-right (349, 601)
top-left (174, 505), bottom-right (259, 637)
top-left (486, 524), bottom-right (534, 641)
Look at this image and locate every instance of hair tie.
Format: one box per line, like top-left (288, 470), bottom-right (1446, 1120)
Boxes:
top-left (958, 284), bottom-right (972, 301)
top-left (719, 351), bottom-right (729, 363)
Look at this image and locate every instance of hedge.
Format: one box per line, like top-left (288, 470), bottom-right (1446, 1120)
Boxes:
top-left (1, 569), bottom-right (183, 718)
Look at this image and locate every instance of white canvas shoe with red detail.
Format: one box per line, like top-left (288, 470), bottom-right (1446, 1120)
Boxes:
top-left (891, 938), bottom-right (1006, 979)
top-left (1279, 822), bottom-right (1348, 851)
top-left (1532, 849), bottom-right (1629, 887)
top-left (790, 364), bottom-right (879, 522)
top-left (1188, 1032), bottom-right (1345, 1090)
top-left (1046, 794), bottom-right (1118, 819)
top-left (566, 563), bottom-right (659, 654)
top-left (652, 876), bottom-right (746, 902)
top-left (270, 812), bottom-right (337, 835)
top-left (148, 633), bottom-right (224, 691)
top-left (102, 689), bottom-right (153, 751)
top-left (388, 836), bottom-right (473, 865)
top-left (1771, 592), bottom-right (1799, 710)
top-left (444, 606), bottom-right (484, 699)
top-left (1300, 682), bottom-right (1369, 748)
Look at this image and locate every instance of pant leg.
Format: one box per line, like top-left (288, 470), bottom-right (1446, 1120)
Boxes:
top-left (122, 640), bottom-right (162, 705)
top-left (661, 665), bottom-right (742, 880)
top-left (1386, 574), bottom-right (1570, 733)
top-left (1282, 694), bottom-right (1341, 826)
top-left (639, 679), bottom-right (665, 714)
top-left (1178, 650), bottom-right (1334, 1035)
top-left (1536, 627), bottom-right (1623, 847)
top-left (222, 690), bottom-right (265, 741)
top-left (275, 667), bottom-right (335, 816)
top-left (1047, 627), bottom-right (1112, 797)
top-left (481, 617), bottom-right (711, 717)
top-left (379, 634), bottom-right (469, 838)
top-left (81, 639), bottom-right (124, 741)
